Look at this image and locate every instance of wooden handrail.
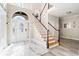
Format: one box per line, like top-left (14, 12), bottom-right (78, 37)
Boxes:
top-left (48, 22), bottom-right (59, 31)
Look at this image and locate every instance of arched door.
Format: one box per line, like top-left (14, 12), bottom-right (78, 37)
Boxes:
top-left (11, 15), bottom-right (29, 43)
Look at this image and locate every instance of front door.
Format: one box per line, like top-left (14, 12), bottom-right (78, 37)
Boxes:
top-left (11, 16), bottom-right (29, 43)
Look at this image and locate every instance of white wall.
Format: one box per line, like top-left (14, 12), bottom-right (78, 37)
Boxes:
top-left (31, 3), bottom-right (43, 12)
top-left (0, 5), bottom-right (7, 50)
top-left (60, 15), bottom-right (79, 40)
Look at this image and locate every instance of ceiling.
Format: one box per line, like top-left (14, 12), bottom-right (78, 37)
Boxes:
top-left (48, 3), bottom-right (79, 17)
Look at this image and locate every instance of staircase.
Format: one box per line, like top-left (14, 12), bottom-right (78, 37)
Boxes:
top-left (30, 14), bottom-right (49, 55)
top-left (48, 34), bottom-right (59, 48)
top-left (34, 21), bottom-right (47, 42)
top-left (48, 22), bottom-right (59, 48)
top-left (31, 14), bottom-right (59, 49)
top-left (31, 3), bottom-right (59, 49)
top-left (31, 15), bottom-right (48, 44)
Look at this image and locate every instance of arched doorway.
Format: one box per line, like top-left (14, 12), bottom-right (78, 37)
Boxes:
top-left (11, 11), bottom-right (29, 43)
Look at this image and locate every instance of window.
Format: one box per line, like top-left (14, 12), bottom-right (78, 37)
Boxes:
top-left (19, 23), bottom-right (24, 32)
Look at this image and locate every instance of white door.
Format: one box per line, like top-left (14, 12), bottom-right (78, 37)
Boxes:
top-left (12, 16), bottom-right (29, 43)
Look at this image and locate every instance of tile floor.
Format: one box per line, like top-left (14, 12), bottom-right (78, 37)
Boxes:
top-left (0, 40), bottom-right (79, 56)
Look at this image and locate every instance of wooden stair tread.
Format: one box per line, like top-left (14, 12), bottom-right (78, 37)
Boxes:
top-left (49, 42), bottom-right (59, 47)
top-left (48, 39), bottom-right (56, 42)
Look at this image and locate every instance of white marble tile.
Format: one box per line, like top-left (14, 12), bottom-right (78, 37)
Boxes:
top-left (0, 40), bottom-right (41, 56)
top-left (0, 41), bottom-right (78, 56)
